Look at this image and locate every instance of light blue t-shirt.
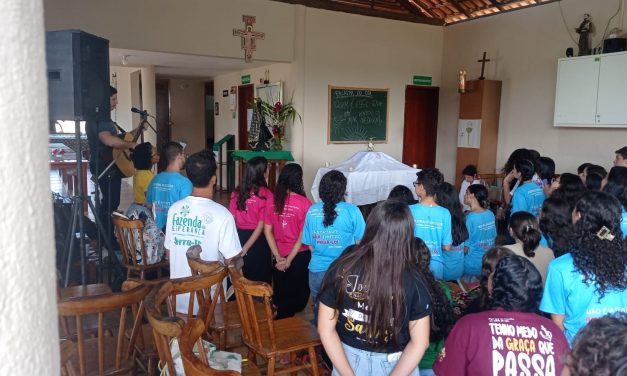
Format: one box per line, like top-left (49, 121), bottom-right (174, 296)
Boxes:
top-left (464, 210), bottom-right (496, 277)
top-left (511, 181), bottom-right (545, 218)
top-left (303, 202), bottom-right (366, 273)
top-left (409, 203), bottom-right (453, 279)
top-left (146, 171), bottom-right (193, 230)
top-left (539, 233), bottom-right (551, 248)
top-left (540, 253), bottom-right (627, 344)
top-left (621, 209), bottom-right (627, 238)
top-left (443, 242), bottom-right (465, 281)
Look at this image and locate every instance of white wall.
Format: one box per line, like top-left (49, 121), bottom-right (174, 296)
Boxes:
top-left (438, 0), bottom-right (627, 179)
top-left (0, 0), bottom-right (59, 373)
top-left (44, 0), bottom-right (295, 62)
top-left (301, 8), bottom-right (443, 191)
top-left (111, 66), bottom-right (141, 131)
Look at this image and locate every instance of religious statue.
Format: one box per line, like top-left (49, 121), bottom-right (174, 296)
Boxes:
top-left (576, 14), bottom-right (592, 56)
top-left (458, 70), bottom-right (467, 93)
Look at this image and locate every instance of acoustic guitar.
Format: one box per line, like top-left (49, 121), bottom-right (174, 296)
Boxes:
top-left (112, 123), bottom-right (145, 177)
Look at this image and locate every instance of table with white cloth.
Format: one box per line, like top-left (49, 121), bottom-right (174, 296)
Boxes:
top-left (310, 151), bottom-right (420, 206)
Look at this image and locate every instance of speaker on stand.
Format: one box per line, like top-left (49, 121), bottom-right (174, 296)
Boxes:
top-left (46, 29), bottom-right (115, 286)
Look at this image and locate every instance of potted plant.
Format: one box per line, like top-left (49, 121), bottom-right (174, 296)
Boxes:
top-left (258, 98), bottom-right (301, 150)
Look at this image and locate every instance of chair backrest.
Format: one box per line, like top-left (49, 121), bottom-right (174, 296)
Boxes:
top-left (187, 245), bottom-right (225, 276)
top-left (57, 284), bottom-right (152, 376)
top-left (112, 215), bottom-right (148, 269)
top-left (229, 270), bottom-right (277, 353)
top-left (145, 268), bottom-right (228, 375)
top-left (179, 319), bottom-right (241, 376)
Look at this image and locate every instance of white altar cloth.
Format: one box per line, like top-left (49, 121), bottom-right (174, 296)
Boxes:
top-left (310, 151), bottom-right (420, 206)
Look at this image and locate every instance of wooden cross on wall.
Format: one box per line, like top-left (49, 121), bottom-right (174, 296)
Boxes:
top-left (477, 51), bottom-right (491, 80)
top-left (233, 15), bottom-right (265, 63)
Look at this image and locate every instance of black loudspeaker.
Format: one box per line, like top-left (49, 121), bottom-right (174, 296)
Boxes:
top-left (603, 38), bottom-right (626, 54)
top-left (46, 30), bottom-right (110, 121)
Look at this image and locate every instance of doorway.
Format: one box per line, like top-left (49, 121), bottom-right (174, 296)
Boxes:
top-left (237, 84), bottom-right (254, 150)
top-left (205, 81), bottom-right (215, 150)
top-left (402, 86), bottom-right (439, 168)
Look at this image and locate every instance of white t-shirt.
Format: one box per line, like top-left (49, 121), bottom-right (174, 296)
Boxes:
top-left (164, 195), bottom-right (241, 312)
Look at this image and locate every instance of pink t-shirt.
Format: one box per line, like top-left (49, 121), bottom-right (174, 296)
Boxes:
top-left (433, 310), bottom-right (569, 376)
top-left (229, 186), bottom-right (273, 230)
top-left (264, 193), bottom-right (311, 257)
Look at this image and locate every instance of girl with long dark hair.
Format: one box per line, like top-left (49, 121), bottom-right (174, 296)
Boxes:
top-left (505, 211), bottom-right (554, 282)
top-left (228, 156), bottom-right (273, 284)
top-left (540, 191), bottom-right (627, 344)
top-left (264, 163), bottom-right (312, 319)
top-left (318, 200), bottom-right (431, 375)
top-left (510, 159), bottom-right (545, 218)
top-left (539, 197), bottom-right (573, 257)
top-left (602, 166), bottom-right (627, 237)
top-left (463, 246), bottom-right (514, 315)
top-left (549, 172), bottom-right (586, 210)
top-left (303, 170), bottom-right (365, 323)
top-left (463, 184), bottom-right (496, 278)
top-left (435, 182), bottom-right (468, 281)
top-left (434, 255), bottom-right (569, 375)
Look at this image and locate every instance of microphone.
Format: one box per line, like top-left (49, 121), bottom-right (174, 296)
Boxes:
top-left (131, 107), bottom-right (149, 116)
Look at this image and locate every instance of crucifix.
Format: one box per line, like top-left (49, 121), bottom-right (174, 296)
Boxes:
top-left (233, 15), bottom-right (265, 63)
top-left (477, 51), bottom-right (491, 80)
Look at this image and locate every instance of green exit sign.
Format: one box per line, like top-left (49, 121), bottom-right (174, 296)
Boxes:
top-left (413, 75), bottom-right (432, 86)
top-left (241, 74), bottom-right (251, 84)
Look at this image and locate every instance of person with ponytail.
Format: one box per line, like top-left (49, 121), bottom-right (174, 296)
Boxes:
top-left (229, 156), bottom-right (273, 284)
top-left (463, 184), bottom-right (496, 278)
top-left (510, 159), bottom-right (545, 218)
top-left (318, 200), bottom-right (431, 376)
top-left (505, 211), bottom-right (554, 282)
top-left (303, 170), bottom-right (365, 323)
top-left (263, 163), bottom-right (312, 319)
top-left (602, 166), bottom-right (627, 237)
top-left (540, 191), bottom-right (627, 344)
top-left (435, 182), bottom-right (469, 281)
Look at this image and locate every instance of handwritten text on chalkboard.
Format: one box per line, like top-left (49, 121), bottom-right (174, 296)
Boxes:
top-left (329, 87), bottom-right (388, 143)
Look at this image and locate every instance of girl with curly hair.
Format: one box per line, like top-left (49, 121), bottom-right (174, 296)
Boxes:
top-left (318, 200), bottom-right (430, 376)
top-left (263, 163), bottom-right (312, 319)
top-left (540, 191), bottom-right (627, 344)
top-left (229, 156), bottom-right (273, 284)
top-left (435, 182), bottom-right (468, 281)
top-left (602, 166), bottom-right (627, 237)
top-left (303, 170), bottom-right (365, 323)
top-left (434, 255), bottom-right (569, 375)
top-left (539, 197), bottom-right (574, 257)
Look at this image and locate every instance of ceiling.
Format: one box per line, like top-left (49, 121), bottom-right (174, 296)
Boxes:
top-left (269, 0), bottom-right (558, 25)
top-left (109, 0), bottom-right (558, 78)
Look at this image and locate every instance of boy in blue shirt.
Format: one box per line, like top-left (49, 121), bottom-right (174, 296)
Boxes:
top-left (409, 168), bottom-right (452, 279)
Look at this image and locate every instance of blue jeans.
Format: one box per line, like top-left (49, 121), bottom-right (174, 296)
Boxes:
top-left (309, 270), bottom-right (327, 325)
top-left (332, 343), bottom-right (420, 376)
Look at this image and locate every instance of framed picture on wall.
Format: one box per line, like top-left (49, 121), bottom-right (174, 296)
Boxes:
top-left (215, 102), bottom-right (219, 116)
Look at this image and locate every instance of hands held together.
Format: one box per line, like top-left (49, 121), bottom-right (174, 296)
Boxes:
top-left (274, 256), bottom-right (291, 272)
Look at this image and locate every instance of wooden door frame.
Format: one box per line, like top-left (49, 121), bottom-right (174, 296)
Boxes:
top-left (237, 84), bottom-right (254, 150)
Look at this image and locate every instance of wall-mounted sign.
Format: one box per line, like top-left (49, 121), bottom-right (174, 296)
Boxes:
top-left (413, 75), bottom-right (432, 86)
top-left (215, 102), bottom-right (219, 116)
top-left (222, 90), bottom-right (229, 97)
top-left (241, 74), bottom-right (251, 84)
top-left (457, 119), bottom-right (481, 148)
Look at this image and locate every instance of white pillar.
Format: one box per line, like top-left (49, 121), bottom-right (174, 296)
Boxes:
top-left (0, 0), bottom-right (59, 374)
top-left (290, 5), bottom-right (307, 165)
top-left (141, 65), bottom-right (157, 147)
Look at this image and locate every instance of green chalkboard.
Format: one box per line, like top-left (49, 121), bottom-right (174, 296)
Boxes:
top-left (328, 86), bottom-right (388, 143)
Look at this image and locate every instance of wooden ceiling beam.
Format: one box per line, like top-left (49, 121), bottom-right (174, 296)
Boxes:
top-left (268, 0), bottom-right (445, 25)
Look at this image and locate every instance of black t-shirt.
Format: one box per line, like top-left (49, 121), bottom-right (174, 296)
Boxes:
top-left (319, 263), bottom-right (432, 353)
top-left (85, 118), bottom-right (117, 174)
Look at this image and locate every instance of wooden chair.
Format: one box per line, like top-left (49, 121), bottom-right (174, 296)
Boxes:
top-left (112, 214), bottom-right (169, 279)
top-left (57, 283), bottom-right (152, 375)
top-left (186, 246), bottom-right (241, 350)
top-left (179, 319), bottom-right (261, 376)
top-left (60, 339), bottom-right (78, 376)
top-left (145, 267), bottom-right (228, 375)
top-left (230, 271), bottom-right (321, 376)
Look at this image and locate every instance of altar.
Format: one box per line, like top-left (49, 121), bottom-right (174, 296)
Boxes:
top-left (231, 150), bottom-right (294, 191)
top-left (310, 151), bottom-right (420, 206)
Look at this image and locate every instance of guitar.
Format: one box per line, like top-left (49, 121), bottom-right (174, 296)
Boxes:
top-left (111, 122), bottom-right (146, 177)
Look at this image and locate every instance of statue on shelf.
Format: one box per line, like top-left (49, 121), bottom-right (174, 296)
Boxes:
top-left (576, 13), bottom-right (592, 56)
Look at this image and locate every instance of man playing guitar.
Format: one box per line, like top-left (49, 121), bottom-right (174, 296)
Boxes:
top-left (86, 86), bottom-right (142, 247)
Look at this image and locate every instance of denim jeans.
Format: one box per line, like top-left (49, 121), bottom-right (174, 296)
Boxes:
top-left (308, 270), bottom-right (327, 325)
top-left (332, 343), bottom-right (420, 376)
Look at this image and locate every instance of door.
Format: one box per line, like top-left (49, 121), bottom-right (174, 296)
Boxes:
top-left (237, 84), bottom-right (254, 150)
top-left (155, 79), bottom-right (171, 172)
top-left (402, 86), bottom-right (439, 168)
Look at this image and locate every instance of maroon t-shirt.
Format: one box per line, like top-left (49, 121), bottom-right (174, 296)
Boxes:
top-left (433, 310), bottom-right (569, 376)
